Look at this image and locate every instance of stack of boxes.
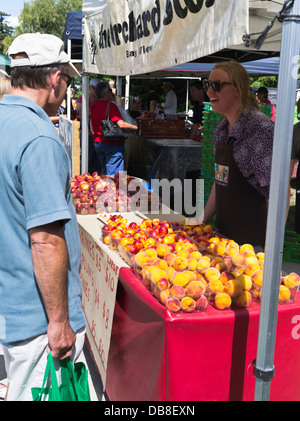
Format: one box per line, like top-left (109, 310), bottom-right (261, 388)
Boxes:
top-left (199, 103), bottom-right (222, 226)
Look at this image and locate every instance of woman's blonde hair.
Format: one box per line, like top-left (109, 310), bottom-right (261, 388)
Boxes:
top-left (212, 61), bottom-right (259, 110)
top-left (0, 74), bottom-right (11, 100)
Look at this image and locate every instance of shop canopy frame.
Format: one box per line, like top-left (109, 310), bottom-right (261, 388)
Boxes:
top-left (79, 0), bottom-right (300, 401)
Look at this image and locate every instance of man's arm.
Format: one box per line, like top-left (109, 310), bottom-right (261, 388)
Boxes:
top-left (30, 221), bottom-right (76, 359)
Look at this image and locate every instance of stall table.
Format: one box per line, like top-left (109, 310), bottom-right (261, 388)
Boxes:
top-left (104, 267), bottom-right (300, 401)
top-left (78, 215), bottom-right (300, 401)
top-left (125, 135), bottom-right (202, 184)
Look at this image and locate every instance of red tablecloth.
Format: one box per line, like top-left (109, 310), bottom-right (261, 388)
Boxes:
top-left (105, 267), bottom-right (300, 401)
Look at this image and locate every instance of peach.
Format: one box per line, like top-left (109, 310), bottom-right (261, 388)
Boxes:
top-left (183, 270), bottom-right (197, 283)
top-left (205, 267), bottom-right (221, 282)
top-left (163, 252), bottom-right (176, 266)
top-left (144, 248), bottom-right (157, 260)
top-left (103, 234), bottom-right (112, 246)
top-left (215, 261), bottom-right (228, 273)
top-left (234, 291), bottom-right (252, 308)
top-left (211, 256), bottom-right (224, 266)
top-left (283, 272), bottom-right (300, 289)
top-left (195, 294), bottom-right (208, 310)
top-left (231, 253), bottom-right (246, 267)
top-left (187, 258), bottom-right (198, 271)
top-left (181, 242), bottom-right (198, 253)
top-left (166, 266), bottom-right (176, 281)
top-left (223, 278), bottom-right (243, 296)
top-left (279, 285), bottom-right (291, 303)
top-left (166, 296), bottom-right (181, 312)
top-left (214, 242), bottom-right (226, 255)
top-left (181, 296), bottom-right (196, 313)
top-left (214, 293), bottom-right (232, 310)
top-left (171, 256), bottom-right (188, 271)
top-left (245, 255), bottom-right (259, 266)
top-left (245, 263), bottom-right (261, 277)
top-left (170, 284), bottom-right (186, 300)
top-left (208, 279), bottom-right (224, 294)
top-left (156, 277), bottom-right (169, 291)
top-left (186, 280), bottom-right (206, 299)
top-left (190, 250), bottom-right (202, 260)
top-left (176, 249), bottom-right (190, 259)
top-left (171, 272), bottom-right (189, 287)
top-left (240, 243), bottom-right (254, 253)
top-left (134, 251), bottom-right (149, 268)
top-left (156, 244), bottom-right (171, 258)
top-left (225, 246), bottom-right (239, 257)
top-left (228, 240), bottom-right (239, 249)
top-left (160, 289), bottom-right (171, 305)
top-left (252, 269), bottom-right (263, 287)
top-left (219, 271), bottom-right (236, 285)
top-left (235, 274), bottom-right (252, 291)
top-left (150, 258), bottom-right (168, 271)
top-left (150, 268), bottom-right (168, 284)
top-left (256, 252), bottom-right (265, 264)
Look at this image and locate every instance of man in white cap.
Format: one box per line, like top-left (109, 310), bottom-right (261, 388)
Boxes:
top-left (0, 33), bottom-right (86, 401)
top-left (158, 81), bottom-right (177, 116)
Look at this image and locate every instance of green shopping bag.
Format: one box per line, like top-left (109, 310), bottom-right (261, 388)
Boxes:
top-left (32, 351), bottom-right (91, 401)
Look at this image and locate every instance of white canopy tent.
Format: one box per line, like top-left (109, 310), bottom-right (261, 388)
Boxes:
top-left (81, 0), bottom-right (300, 401)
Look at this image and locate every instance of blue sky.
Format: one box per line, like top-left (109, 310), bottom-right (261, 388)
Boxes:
top-left (2, 0), bottom-right (29, 27)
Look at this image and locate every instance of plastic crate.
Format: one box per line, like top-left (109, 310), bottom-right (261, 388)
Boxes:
top-left (202, 111), bottom-right (223, 122)
top-left (202, 121), bottom-right (218, 132)
top-left (202, 131), bottom-right (214, 142)
top-left (137, 119), bottom-right (185, 138)
top-left (283, 230), bottom-right (300, 262)
top-left (201, 168), bottom-right (215, 181)
top-left (202, 140), bottom-right (214, 152)
top-left (202, 150), bottom-right (214, 161)
top-left (201, 159), bottom-right (214, 171)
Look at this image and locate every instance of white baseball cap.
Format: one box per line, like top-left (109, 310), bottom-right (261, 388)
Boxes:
top-left (8, 33), bottom-right (81, 77)
top-left (89, 78), bottom-right (100, 87)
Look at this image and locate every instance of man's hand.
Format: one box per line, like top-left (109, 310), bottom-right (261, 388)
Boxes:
top-left (47, 320), bottom-right (76, 359)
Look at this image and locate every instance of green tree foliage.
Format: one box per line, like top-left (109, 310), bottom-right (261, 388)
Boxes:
top-left (2, 0), bottom-right (82, 54)
top-left (0, 12), bottom-right (14, 54)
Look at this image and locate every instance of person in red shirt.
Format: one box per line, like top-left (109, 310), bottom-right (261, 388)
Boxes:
top-left (256, 87), bottom-right (276, 122)
top-left (91, 82), bottom-right (137, 175)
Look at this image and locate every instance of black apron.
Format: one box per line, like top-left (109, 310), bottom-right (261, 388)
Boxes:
top-left (295, 164), bottom-right (300, 234)
top-left (214, 141), bottom-right (268, 249)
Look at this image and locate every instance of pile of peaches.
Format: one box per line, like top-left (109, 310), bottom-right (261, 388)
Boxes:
top-left (101, 215), bottom-right (300, 312)
top-left (71, 172), bottom-right (156, 215)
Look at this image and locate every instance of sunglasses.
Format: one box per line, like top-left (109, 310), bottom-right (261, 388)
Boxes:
top-left (61, 72), bottom-right (73, 88)
top-left (204, 80), bottom-right (233, 92)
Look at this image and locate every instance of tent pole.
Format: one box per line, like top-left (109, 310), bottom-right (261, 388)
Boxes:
top-left (125, 76), bottom-right (130, 110)
top-left (254, 0), bottom-right (300, 401)
top-left (81, 20), bottom-right (89, 174)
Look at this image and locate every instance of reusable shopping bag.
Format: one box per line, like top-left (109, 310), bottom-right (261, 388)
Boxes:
top-left (31, 351), bottom-right (90, 401)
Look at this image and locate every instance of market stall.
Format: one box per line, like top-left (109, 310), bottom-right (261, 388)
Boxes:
top-left (78, 0), bottom-right (300, 401)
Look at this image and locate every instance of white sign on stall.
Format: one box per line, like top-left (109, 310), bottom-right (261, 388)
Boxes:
top-left (83, 0), bottom-right (248, 76)
top-left (79, 225), bottom-right (120, 386)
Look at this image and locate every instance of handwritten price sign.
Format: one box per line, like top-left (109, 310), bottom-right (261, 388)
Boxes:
top-left (78, 225), bottom-right (119, 385)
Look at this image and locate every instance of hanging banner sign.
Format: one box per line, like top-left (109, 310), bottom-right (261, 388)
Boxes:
top-left (83, 0), bottom-right (248, 76)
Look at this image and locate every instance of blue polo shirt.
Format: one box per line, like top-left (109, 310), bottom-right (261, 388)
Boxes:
top-left (0, 95), bottom-right (85, 345)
